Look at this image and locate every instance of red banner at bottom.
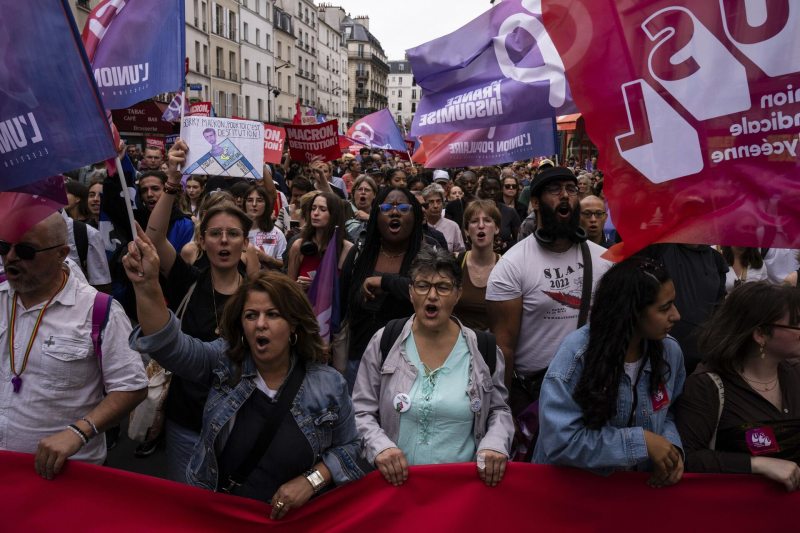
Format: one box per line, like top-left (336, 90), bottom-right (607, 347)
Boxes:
top-left (2, 451), bottom-right (796, 532)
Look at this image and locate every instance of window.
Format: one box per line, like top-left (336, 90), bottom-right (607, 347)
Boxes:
top-left (214, 90), bottom-right (220, 114)
top-left (256, 29), bottom-right (260, 47)
top-left (399, 64), bottom-right (404, 71)
top-left (288, 75), bottom-right (292, 92)
top-left (243, 22), bottom-right (248, 41)
top-left (229, 51), bottom-right (236, 77)
top-left (398, 89), bottom-right (402, 97)
top-left (279, 105), bottom-right (283, 118)
top-left (412, 78), bottom-right (416, 86)
top-left (391, 103), bottom-right (395, 109)
top-left (245, 95), bottom-right (250, 118)
top-left (288, 46), bottom-right (292, 61)
top-left (244, 59), bottom-right (250, 79)
top-left (226, 92), bottom-right (232, 117)
top-left (278, 71), bottom-right (282, 90)
top-left (392, 77), bottom-right (395, 82)
top-left (397, 103), bottom-right (402, 111)
top-left (277, 41), bottom-right (282, 59)
top-left (257, 99), bottom-right (263, 121)
top-left (358, 44), bottom-right (364, 57)
top-left (411, 103), bottom-right (416, 112)
top-left (392, 90), bottom-right (395, 95)
top-left (256, 62), bottom-right (261, 82)
top-left (203, 44), bottom-right (208, 70)
top-left (255, 0), bottom-right (259, 14)
top-left (399, 77), bottom-right (403, 84)
top-left (238, 94), bottom-right (243, 117)
top-left (412, 90), bottom-right (416, 99)
top-left (195, 41), bottom-right (200, 69)
top-left (266, 35), bottom-right (271, 52)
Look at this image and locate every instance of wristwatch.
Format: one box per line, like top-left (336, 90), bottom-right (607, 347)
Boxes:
top-left (304, 468), bottom-right (326, 494)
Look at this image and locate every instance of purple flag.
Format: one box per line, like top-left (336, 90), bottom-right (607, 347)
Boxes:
top-left (0, 0), bottom-right (116, 192)
top-left (307, 228), bottom-right (341, 343)
top-left (346, 109), bottom-right (407, 152)
top-left (407, 0), bottom-right (576, 137)
top-left (162, 92), bottom-right (191, 123)
top-left (82, 0), bottom-right (185, 111)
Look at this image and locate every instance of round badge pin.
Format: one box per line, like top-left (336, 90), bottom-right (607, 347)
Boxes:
top-left (394, 393), bottom-right (411, 413)
top-left (470, 398), bottom-right (482, 413)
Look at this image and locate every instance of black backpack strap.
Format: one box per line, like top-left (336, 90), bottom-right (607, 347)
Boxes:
top-left (220, 359), bottom-right (306, 494)
top-left (380, 319), bottom-right (407, 365)
top-left (577, 241), bottom-right (592, 329)
top-left (473, 330), bottom-right (497, 375)
top-left (73, 219), bottom-right (90, 278)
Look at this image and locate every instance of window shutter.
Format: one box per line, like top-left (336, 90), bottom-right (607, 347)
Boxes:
top-left (238, 94), bottom-right (243, 118)
top-left (212, 2), bottom-right (217, 33)
top-left (227, 92), bottom-right (232, 117)
top-left (235, 14), bottom-right (239, 42)
top-left (214, 90), bottom-right (220, 113)
top-left (223, 7), bottom-right (229, 38)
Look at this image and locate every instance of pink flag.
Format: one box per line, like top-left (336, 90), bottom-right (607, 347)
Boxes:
top-left (307, 228), bottom-right (340, 343)
top-left (0, 175), bottom-right (68, 242)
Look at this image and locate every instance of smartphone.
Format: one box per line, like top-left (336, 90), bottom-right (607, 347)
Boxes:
top-left (290, 220), bottom-right (300, 229)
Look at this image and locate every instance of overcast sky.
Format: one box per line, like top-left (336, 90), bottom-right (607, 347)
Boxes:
top-left (330, 0), bottom-right (493, 60)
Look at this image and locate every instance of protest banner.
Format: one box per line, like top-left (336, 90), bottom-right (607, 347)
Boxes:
top-left (190, 102), bottom-right (212, 117)
top-left (541, 0), bottom-right (800, 258)
top-left (145, 137), bottom-right (166, 154)
top-left (407, 0), bottom-right (576, 137)
top-left (284, 120), bottom-right (341, 163)
top-left (302, 115), bottom-right (318, 125)
top-left (165, 134), bottom-right (179, 150)
top-left (263, 125), bottom-right (286, 164)
top-left (418, 119), bottom-right (557, 168)
top-left (347, 109), bottom-right (407, 151)
top-left (82, 0), bottom-right (185, 111)
top-left (1, 451), bottom-right (797, 533)
top-left (0, 0), bottom-right (116, 191)
top-left (181, 116), bottom-right (264, 179)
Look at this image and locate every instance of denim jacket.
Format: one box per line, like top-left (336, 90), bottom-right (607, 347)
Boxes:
top-left (353, 316), bottom-right (514, 465)
top-left (130, 312), bottom-right (364, 491)
top-left (532, 325), bottom-right (686, 476)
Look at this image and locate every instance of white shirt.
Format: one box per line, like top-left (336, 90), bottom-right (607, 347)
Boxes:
top-left (430, 216), bottom-right (466, 253)
top-left (725, 264), bottom-right (768, 292)
top-left (486, 238), bottom-right (613, 373)
top-left (763, 249), bottom-right (799, 285)
top-left (0, 268), bottom-right (149, 464)
top-left (248, 228), bottom-right (287, 262)
top-left (61, 211), bottom-right (112, 286)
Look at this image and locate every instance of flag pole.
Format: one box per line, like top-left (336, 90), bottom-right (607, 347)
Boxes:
top-left (178, 91), bottom-right (186, 171)
top-left (114, 155), bottom-right (143, 276)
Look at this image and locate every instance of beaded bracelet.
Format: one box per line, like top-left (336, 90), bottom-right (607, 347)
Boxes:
top-left (67, 425), bottom-right (89, 446)
top-left (79, 417), bottom-right (98, 436)
top-left (163, 181), bottom-right (183, 195)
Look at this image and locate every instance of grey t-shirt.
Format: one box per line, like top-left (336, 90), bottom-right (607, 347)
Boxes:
top-left (486, 238), bottom-right (612, 373)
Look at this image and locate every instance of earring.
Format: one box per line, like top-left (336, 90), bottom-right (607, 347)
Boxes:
top-left (760, 342), bottom-right (766, 359)
top-left (290, 332), bottom-right (298, 346)
top-left (241, 336), bottom-right (248, 347)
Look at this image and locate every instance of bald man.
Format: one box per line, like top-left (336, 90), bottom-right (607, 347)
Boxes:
top-left (579, 195), bottom-right (615, 249)
top-left (0, 213), bottom-right (147, 477)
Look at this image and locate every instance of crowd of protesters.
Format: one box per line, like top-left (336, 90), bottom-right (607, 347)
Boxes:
top-left (1, 139), bottom-right (798, 521)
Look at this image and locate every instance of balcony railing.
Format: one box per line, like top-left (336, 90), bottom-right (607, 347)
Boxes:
top-left (204, 65), bottom-right (208, 75)
top-left (194, 17), bottom-right (199, 27)
top-left (216, 68), bottom-right (226, 78)
top-left (355, 70), bottom-right (369, 80)
top-left (229, 72), bottom-right (238, 81)
top-left (195, 61), bottom-right (200, 72)
top-left (353, 107), bottom-right (376, 115)
top-left (203, 22), bottom-right (207, 32)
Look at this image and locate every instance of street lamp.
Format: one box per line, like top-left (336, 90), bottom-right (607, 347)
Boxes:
top-left (268, 64), bottom-right (291, 123)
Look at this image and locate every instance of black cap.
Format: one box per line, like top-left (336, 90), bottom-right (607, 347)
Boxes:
top-left (529, 167), bottom-right (577, 197)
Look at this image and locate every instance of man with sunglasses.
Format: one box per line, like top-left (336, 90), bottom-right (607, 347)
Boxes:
top-left (486, 167), bottom-right (613, 436)
top-left (0, 213), bottom-right (148, 478)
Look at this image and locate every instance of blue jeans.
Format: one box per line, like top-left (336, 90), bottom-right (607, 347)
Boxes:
top-left (344, 359), bottom-right (362, 396)
top-left (166, 420), bottom-right (200, 484)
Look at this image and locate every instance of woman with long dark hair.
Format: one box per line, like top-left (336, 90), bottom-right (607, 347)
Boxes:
top-left (339, 186), bottom-right (426, 392)
top-left (477, 175), bottom-right (520, 253)
top-left (533, 258), bottom-right (686, 487)
top-left (65, 181), bottom-right (94, 224)
top-left (287, 192), bottom-right (352, 292)
top-left (720, 247), bottom-right (766, 292)
top-left (674, 282), bottom-right (800, 491)
top-left (245, 185), bottom-right (286, 270)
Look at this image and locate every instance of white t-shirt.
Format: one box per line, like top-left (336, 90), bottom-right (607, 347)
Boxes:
top-left (486, 238), bottom-right (613, 373)
top-left (624, 359), bottom-right (643, 384)
top-left (249, 228), bottom-right (287, 261)
top-left (61, 211), bottom-right (112, 286)
top-left (763, 249), bottom-right (799, 285)
top-left (725, 264), bottom-right (768, 292)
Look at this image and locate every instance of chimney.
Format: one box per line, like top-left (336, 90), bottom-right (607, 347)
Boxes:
top-left (354, 15), bottom-right (369, 30)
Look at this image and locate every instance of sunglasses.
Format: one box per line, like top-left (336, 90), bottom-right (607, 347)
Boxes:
top-left (503, 184), bottom-right (517, 189)
top-left (379, 203), bottom-right (412, 214)
top-left (0, 240), bottom-right (64, 260)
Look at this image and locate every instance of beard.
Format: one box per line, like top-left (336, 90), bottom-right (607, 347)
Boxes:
top-left (539, 198), bottom-right (582, 240)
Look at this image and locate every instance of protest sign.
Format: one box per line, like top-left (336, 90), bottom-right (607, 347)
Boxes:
top-left (418, 118), bottom-right (557, 168)
top-left (82, 0), bottom-right (185, 111)
top-left (407, 0), bottom-right (576, 137)
top-left (181, 117), bottom-right (263, 179)
top-left (346, 109), bottom-right (407, 151)
top-left (145, 137), bottom-right (166, 154)
top-left (301, 115), bottom-right (318, 125)
top-left (0, 1), bottom-right (116, 191)
top-left (189, 102), bottom-right (212, 117)
top-left (165, 134), bottom-right (179, 150)
top-left (284, 120), bottom-right (341, 162)
top-left (542, 0), bottom-right (800, 258)
top-left (263, 125), bottom-right (286, 164)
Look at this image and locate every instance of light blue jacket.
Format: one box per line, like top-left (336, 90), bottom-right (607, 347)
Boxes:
top-left (130, 312), bottom-right (364, 492)
top-left (532, 325), bottom-right (686, 476)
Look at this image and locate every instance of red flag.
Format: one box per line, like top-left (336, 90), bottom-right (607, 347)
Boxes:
top-left (542, 0), bottom-right (800, 260)
top-left (292, 99), bottom-right (302, 125)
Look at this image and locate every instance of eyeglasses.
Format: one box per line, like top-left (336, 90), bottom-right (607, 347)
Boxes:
top-left (580, 210), bottom-right (607, 219)
top-left (419, 202), bottom-right (429, 209)
top-left (246, 198), bottom-right (265, 204)
top-left (378, 203), bottom-right (411, 214)
top-left (412, 280), bottom-right (455, 296)
top-left (761, 324), bottom-right (800, 331)
top-left (545, 184), bottom-right (579, 196)
top-left (503, 184), bottom-right (517, 190)
top-left (354, 187), bottom-right (374, 194)
top-left (204, 228), bottom-right (244, 240)
top-left (0, 240), bottom-right (64, 260)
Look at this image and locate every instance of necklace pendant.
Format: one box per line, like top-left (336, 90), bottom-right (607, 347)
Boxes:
top-left (11, 376), bottom-right (21, 393)
top-left (215, 327), bottom-right (220, 335)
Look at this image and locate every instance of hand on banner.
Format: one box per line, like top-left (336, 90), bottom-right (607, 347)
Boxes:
top-left (167, 139), bottom-right (189, 182)
top-left (477, 450), bottom-right (508, 487)
top-left (643, 431), bottom-right (683, 488)
top-left (34, 429), bottom-right (85, 480)
top-left (269, 475), bottom-right (315, 521)
top-left (752, 457), bottom-right (800, 492)
top-left (122, 223), bottom-right (161, 285)
top-left (362, 276), bottom-right (384, 301)
top-left (375, 447), bottom-right (409, 486)
top-left (116, 140), bottom-right (126, 160)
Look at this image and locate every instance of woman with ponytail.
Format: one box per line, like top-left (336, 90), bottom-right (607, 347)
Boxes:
top-left (532, 257), bottom-right (687, 487)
